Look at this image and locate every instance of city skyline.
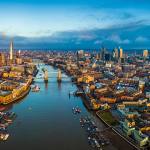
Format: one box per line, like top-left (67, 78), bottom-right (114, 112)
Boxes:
top-left (0, 0), bottom-right (150, 49)
top-left (0, 1), bottom-right (150, 149)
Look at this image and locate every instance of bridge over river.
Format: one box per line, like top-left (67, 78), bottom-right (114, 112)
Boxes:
top-left (35, 63), bottom-right (69, 81)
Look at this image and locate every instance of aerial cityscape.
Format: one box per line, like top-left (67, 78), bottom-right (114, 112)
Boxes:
top-left (0, 0), bottom-right (150, 150)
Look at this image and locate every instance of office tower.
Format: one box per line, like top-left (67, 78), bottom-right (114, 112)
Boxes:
top-left (16, 58), bottom-right (23, 65)
top-left (77, 50), bottom-right (84, 60)
top-left (1, 53), bottom-right (5, 66)
top-left (105, 53), bottom-right (111, 62)
top-left (0, 53), bottom-right (2, 67)
top-left (100, 47), bottom-right (106, 61)
top-left (115, 48), bottom-right (119, 59)
top-left (112, 48), bottom-right (119, 59)
top-left (96, 53), bottom-right (100, 60)
top-left (143, 49), bottom-right (148, 58)
top-left (76, 50), bottom-right (84, 68)
top-left (16, 50), bottom-right (21, 58)
top-left (119, 48), bottom-right (123, 58)
top-left (10, 40), bottom-right (13, 62)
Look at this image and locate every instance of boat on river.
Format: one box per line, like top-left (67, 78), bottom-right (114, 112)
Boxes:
top-left (80, 116), bottom-right (110, 148)
top-left (72, 107), bottom-right (81, 114)
top-left (0, 128), bottom-right (9, 141)
top-left (0, 112), bottom-right (16, 125)
top-left (32, 85), bottom-right (40, 92)
top-left (0, 133), bottom-right (9, 141)
top-left (0, 123), bottom-right (9, 128)
top-left (2, 112), bottom-right (16, 123)
top-left (74, 90), bottom-right (84, 96)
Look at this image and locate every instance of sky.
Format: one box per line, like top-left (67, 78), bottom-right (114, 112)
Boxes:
top-left (0, 0), bottom-right (150, 49)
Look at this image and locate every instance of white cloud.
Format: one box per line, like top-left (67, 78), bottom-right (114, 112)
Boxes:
top-left (94, 40), bottom-right (102, 44)
top-left (0, 3), bottom-right (149, 38)
top-left (135, 36), bottom-right (149, 42)
top-left (122, 39), bottom-right (130, 44)
top-left (79, 34), bottom-right (95, 40)
top-left (107, 34), bottom-right (130, 44)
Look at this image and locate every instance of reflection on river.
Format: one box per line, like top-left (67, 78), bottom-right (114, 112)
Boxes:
top-left (0, 65), bottom-right (118, 150)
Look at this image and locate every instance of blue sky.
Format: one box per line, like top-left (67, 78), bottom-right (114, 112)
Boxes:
top-left (0, 0), bottom-right (150, 49)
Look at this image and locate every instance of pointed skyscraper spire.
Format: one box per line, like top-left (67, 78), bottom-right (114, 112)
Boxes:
top-left (10, 39), bottom-right (13, 61)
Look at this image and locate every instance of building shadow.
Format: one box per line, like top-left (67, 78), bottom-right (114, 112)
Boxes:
top-left (57, 82), bottom-right (62, 91)
top-left (45, 82), bottom-right (48, 90)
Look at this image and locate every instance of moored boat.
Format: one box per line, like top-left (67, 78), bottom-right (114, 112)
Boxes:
top-left (0, 128), bottom-right (9, 141)
top-left (0, 123), bottom-right (9, 128)
top-left (0, 133), bottom-right (9, 141)
top-left (32, 85), bottom-right (40, 92)
top-left (72, 107), bottom-right (81, 114)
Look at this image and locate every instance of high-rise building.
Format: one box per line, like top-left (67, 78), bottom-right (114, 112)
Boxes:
top-left (0, 53), bottom-right (2, 67)
top-left (18, 50), bottom-right (21, 57)
top-left (16, 50), bottom-right (21, 58)
top-left (143, 49), bottom-right (148, 58)
top-left (100, 47), bottom-right (106, 61)
top-left (0, 53), bottom-right (6, 67)
top-left (105, 53), bottom-right (111, 62)
top-left (113, 48), bottom-right (119, 59)
top-left (119, 48), bottom-right (123, 58)
top-left (16, 58), bottom-right (23, 65)
top-left (1, 53), bottom-right (5, 66)
top-left (96, 53), bottom-right (100, 60)
top-left (77, 50), bottom-right (84, 59)
top-left (10, 40), bottom-right (13, 62)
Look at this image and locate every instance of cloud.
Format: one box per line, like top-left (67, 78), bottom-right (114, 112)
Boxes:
top-left (121, 39), bottom-right (130, 44)
top-left (79, 34), bottom-right (96, 41)
top-left (0, 21), bottom-right (150, 49)
top-left (121, 12), bottom-right (134, 19)
top-left (107, 34), bottom-right (130, 44)
top-left (94, 40), bottom-right (102, 45)
top-left (135, 36), bottom-right (149, 42)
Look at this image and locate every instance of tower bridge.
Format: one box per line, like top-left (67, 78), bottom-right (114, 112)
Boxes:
top-left (34, 76), bottom-right (68, 79)
top-left (34, 63), bottom-right (69, 81)
top-left (34, 71), bottom-right (68, 80)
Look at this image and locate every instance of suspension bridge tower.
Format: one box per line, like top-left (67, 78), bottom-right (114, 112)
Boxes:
top-left (57, 69), bottom-right (62, 82)
top-left (44, 69), bottom-right (48, 83)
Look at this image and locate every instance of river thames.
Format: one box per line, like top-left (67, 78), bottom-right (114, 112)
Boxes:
top-left (0, 65), bottom-right (135, 150)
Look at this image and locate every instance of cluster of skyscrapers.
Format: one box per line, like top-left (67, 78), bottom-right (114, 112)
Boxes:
top-left (0, 40), bottom-right (23, 67)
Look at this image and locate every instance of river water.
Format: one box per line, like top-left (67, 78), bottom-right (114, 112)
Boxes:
top-left (0, 65), bottom-right (134, 150)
